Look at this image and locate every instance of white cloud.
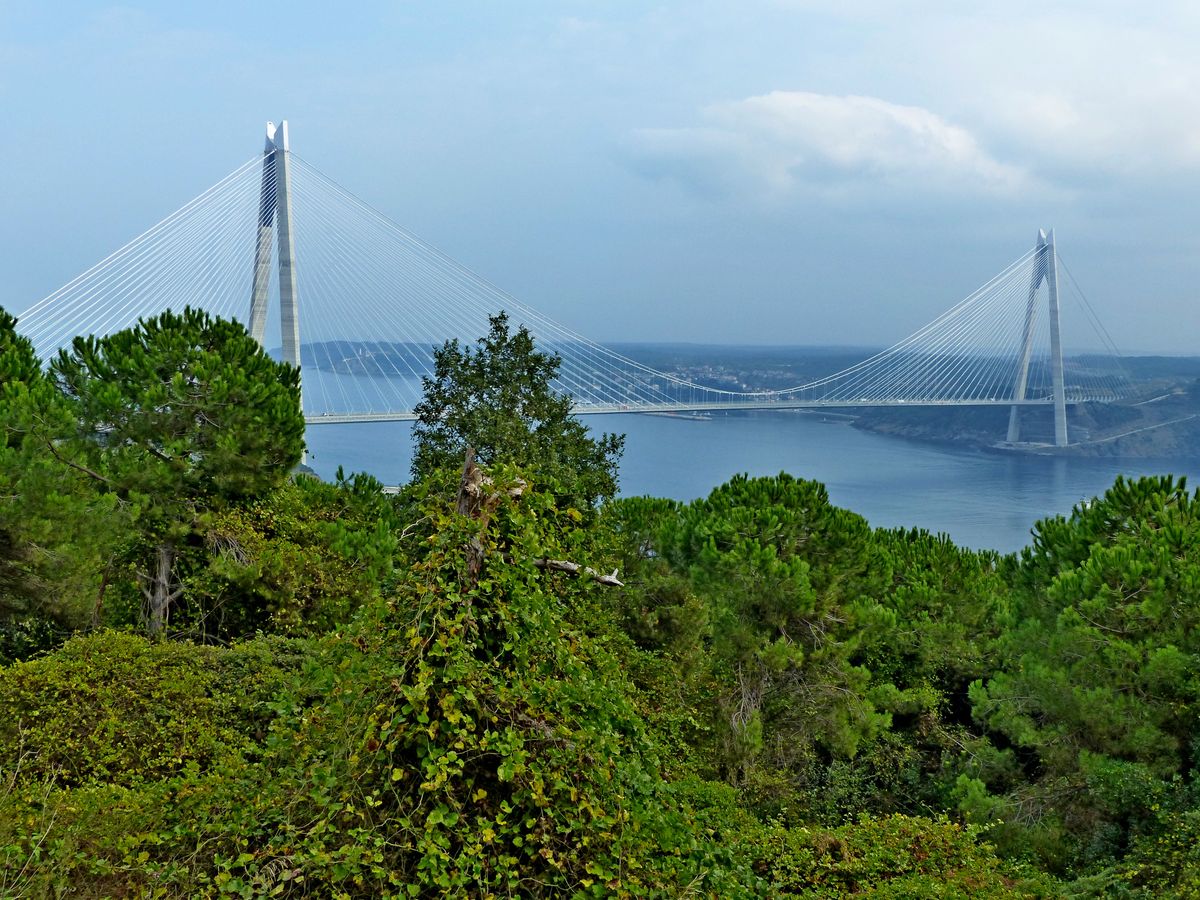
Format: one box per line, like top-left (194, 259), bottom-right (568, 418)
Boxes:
top-left (627, 91), bottom-right (1026, 200)
top-left (766, 3), bottom-right (1200, 178)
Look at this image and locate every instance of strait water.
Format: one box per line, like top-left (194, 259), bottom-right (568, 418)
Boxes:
top-left (304, 411), bottom-right (1200, 554)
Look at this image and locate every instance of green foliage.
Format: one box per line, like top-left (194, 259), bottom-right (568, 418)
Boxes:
top-left (0, 308), bottom-right (41, 386)
top-left (1112, 809), bottom-right (1200, 898)
top-left (868, 527), bottom-right (1010, 691)
top-left (0, 630), bottom-right (308, 788)
top-left (251, 464), bottom-right (729, 895)
top-left (676, 778), bottom-right (1058, 897)
top-left (614, 474), bottom-right (894, 805)
top-left (52, 307), bottom-right (304, 504)
top-left (51, 307), bottom-right (305, 636)
top-left (0, 464), bottom-right (738, 896)
top-left (412, 311), bottom-right (624, 509)
top-left (738, 814), bottom-right (1059, 897)
top-left (968, 475), bottom-right (1200, 869)
top-left (0, 307), bottom-right (122, 638)
top-left (846, 528), bottom-right (1017, 819)
top-left (611, 478), bottom-right (1051, 835)
top-left (178, 472), bottom-right (398, 638)
top-left (0, 615), bottom-right (67, 666)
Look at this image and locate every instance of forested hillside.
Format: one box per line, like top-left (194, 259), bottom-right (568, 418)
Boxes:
top-left (2, 309), bottom-right (1197, 897)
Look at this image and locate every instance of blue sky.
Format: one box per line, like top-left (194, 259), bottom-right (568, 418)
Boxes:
top-left (2, 1), bottom-right (1198, 352)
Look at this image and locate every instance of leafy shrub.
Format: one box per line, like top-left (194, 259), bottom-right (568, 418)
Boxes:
top-left (740, 814), bottom-right (1059, 898)
top-left (238, 464), bottom-right (733, 895)
top-left (0, 630), bottom-right (309, 787)
top-left (1115, 809), bottom-right (1200, 898)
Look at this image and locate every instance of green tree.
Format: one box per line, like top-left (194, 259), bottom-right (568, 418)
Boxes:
top-left (182, 470), bottom-right (398, 638)
top-left (0, 308), bottom-right (121, 653)
top-left (623, 474), bottom-right (894, 801)
top-left (965, 476), bottom-right (1200, 869)
top-left (51, 308), bottom-right (305, 636)
top-left (607, 477), bottom-right (1019, 826)
top-left (411, 311), bottom-right (623, 508)
top-left (0, 308), bottom-right (54, 608)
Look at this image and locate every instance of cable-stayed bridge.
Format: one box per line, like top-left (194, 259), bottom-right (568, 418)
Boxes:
top-left (15, 121), bottom-right (1129, 447)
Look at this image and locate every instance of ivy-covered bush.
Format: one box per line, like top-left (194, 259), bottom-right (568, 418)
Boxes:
top-left (741, 814), bottom-right (1059, 898)
top-left (0, 464), bottom-right (746, 897)
top-left (243, 463), bottom-right (736, 895)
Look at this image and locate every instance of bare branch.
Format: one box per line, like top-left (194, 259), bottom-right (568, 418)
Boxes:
top-left (39, 435), bottom-right (110, 486)
top-left (532, 557), bottom-right (623, 587)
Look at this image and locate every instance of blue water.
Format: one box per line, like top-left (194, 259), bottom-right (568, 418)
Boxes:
top-left (304, 412), bottom-right (1200, 553)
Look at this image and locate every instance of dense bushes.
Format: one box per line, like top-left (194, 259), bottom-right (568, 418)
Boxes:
top-left (0, 633), bottom-right (314, 898)
top-left (177, 472), bottom-right (399, 638)
top-left (739, 815), bottom-right (1057, 897)
top-left (0, 468), bottom-right (739, 896)
top-left (5, 459), bottom-right (1199, 895)
top-left (0, 631), bottom-right (309, 787)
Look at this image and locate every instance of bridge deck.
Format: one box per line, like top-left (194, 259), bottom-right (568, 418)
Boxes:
top-left (305, 397), bottom-right (1069, 426)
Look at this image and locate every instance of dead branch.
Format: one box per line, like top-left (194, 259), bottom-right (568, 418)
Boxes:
top-left (39, 434), bottom-right (110, 486)
top-left (532, 557), bottom-right (623, 587)
top-left (207, 531), bottom-right (249, 565)
top-left (457, 450), bottom-right (488, 585)
top-left (456, 449), bottom-right (484, 518)
top-left (398, 515), bottom-right (432, 541)
top-left (454, 450), bottom-right (614, 587)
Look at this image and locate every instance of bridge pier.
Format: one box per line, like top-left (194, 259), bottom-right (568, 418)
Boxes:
top-left (247, 128), bottom-right (276, 343)
top-left (274, 122), bottom-right (302, 375)
top-left (248, 120), bottom-right (301, 375)
top-left (1045, 230), bottom-right (1068, 447)
top-left (1007, 229), bottom-right (1068, 447)
top-left (248, 120), bottom-right (304, 461)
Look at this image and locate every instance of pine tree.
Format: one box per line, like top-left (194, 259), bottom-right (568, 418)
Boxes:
top-left (967, 475), bottom-right (1200, 866)
top-left (0, 308), bottom-right (118, 647)
top-left (51, 308), bottom-right (305, 636)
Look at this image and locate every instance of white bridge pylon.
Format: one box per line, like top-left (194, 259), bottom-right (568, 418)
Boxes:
top-left (248, 121), bottom-right (300, 373)
top-left (14, 121), bottom-right (1128, 446)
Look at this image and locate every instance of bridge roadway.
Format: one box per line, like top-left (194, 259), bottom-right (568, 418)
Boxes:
top-left (304, 397), bottom-right (1071, 426)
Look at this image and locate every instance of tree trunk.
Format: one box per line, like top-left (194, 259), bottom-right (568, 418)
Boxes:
top-left (146, 543), bottom-right (176, 637)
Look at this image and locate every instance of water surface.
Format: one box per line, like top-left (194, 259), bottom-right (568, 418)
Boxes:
top-left (305, 412), bottom-right (1200, 553)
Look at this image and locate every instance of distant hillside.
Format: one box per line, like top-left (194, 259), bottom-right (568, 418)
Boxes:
top-left (274, 340), bottom-right (1200, 456)
top-left (852, 378), bottom-right (1200, 456)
